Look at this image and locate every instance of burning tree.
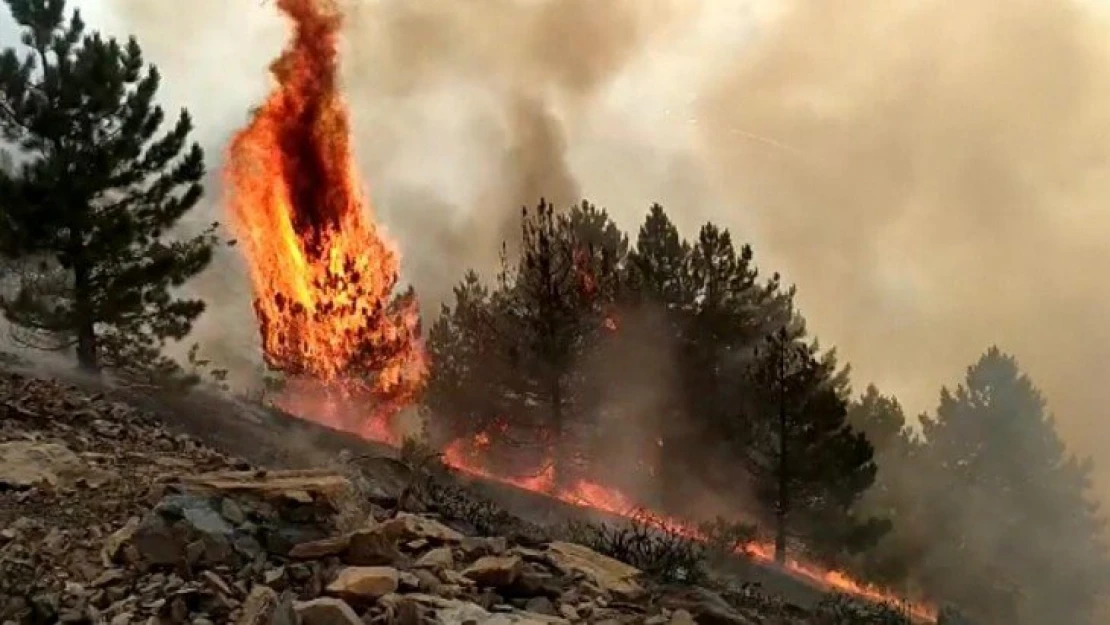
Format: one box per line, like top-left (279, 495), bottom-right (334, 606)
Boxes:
top-left (427, 199), bottom-right (626, 488)
top-left (0, 0), bottom-right (219, 376)
top-left (223, 0), bottom-right (425, 440)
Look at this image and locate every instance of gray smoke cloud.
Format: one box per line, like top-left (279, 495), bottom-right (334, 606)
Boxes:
top-left (74, 0), bottom-right (1110, 511)
top-left (697, 0), bottom-right (1110, 504)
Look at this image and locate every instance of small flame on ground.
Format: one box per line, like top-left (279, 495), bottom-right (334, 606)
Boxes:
top-left (441, 431), bottom-right (937, 622)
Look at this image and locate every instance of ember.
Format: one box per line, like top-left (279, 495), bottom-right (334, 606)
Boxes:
top-left (225, 0), bottom-right (936, 621)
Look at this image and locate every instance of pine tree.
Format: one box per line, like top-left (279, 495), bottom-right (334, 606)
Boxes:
top-left (847, 385), bottom-right (927, 585)
top-left (424, 199), bottom-right (625, 486)
top-left (744, 327), bottom-right (886, 564)
top-left (424, 271), bottom-right (512, 447)
top-left (918, 347), bottom-right (1109, 625)
top-left (0, 0), bottom-right (219, 374)
top-left (684, 223), bottom-right (794, 493)
top-left (625, 203), bottom-right (692, 308)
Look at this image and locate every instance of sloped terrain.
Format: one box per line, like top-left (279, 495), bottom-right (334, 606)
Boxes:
top-left (0, 367), bottom-right (924, 624)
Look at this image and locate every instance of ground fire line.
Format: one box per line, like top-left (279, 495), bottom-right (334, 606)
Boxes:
top-left (221, 0), bottom-right (937, 621)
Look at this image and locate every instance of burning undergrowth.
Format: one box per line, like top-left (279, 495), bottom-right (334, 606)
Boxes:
top-left (222, 0), bottom-right (937, 621)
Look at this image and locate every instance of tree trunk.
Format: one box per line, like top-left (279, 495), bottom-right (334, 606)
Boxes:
top-left (73, 260), bottom-right (98, 372)
top-left (774, 335), bottom-right (788, 564)
top-left (550, 375), bottom-right (566, 490)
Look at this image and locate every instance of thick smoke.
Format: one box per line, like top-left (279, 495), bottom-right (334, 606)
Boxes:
top-left (95, 0), bottom-right (1110, 509)
top-left (697, 0), bottom-right (1110, 502)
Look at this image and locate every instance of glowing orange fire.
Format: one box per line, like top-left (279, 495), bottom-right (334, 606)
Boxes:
top-left (223, 0), bottom-right (425, 440)
top-left (227, 0), bottom-right (935, 620)
top-left (442, 432), bottom-right (937, 622)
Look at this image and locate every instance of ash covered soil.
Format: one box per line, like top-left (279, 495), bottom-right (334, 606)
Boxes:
top-left (0, 363), bottom-right (918, 625)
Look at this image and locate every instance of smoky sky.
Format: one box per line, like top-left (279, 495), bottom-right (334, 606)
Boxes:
top-left (23, 0), bottom-right (1110, 506)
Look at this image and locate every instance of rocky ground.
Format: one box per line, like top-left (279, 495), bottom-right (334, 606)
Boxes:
top-left (0, 370), bottom-right (925, 625)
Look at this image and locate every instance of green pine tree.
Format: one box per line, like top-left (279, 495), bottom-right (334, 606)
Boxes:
top-left (424, 270), bottom-right (511, 447)
top-left (744, 327), bottom-right (887, 564)
top-left (0, 0), bottom-right (219, 375)
top-left (918, 347), bottom-right (1109, 625)
top-left (683, 222), bottom-right (794, 493)
top-left (625, 203), bottom-right (693, 308)
top-left (847, 385), bottom-right (928, 587)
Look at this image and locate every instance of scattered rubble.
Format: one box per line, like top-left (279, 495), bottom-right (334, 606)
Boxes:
top-left (0, 370), bottom-right (923, 625)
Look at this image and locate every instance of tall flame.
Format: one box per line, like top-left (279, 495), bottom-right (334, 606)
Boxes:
top-left (225, 0), bottom-right (936, 620)
top-left (223, 0), bottom-right (425, 438)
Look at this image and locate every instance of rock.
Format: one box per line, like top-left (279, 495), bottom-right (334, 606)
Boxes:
top-left (133, 495), bottom-right (246, 567)
top-left (178, 469), bottom-right (352, 506)
top-left (101, 517), bottom-right (141, 567)
top-left (326, 566), bottom-right (400, 600)
top-left (288, 534), bottom-right (350, 559)
top-left (430, 601), bottom-right (492, 625)
top-left (398, 570), bottom-right (421, 590)
top-left (295, 597), bottom-right (363, 625)
top-left (220, 498), bottom-right (246, 525)
top-left (510, 566), bottom-right (562, 599)
top-left (262, 524), bottom-right (331, 557)
top-left (463, 555), bottom-right (523, 588)
top-left (669, 609), bottom-right (696, 625)
top-left (0, 441), bottom-right (116, 489)
top-left (90, 569), bottom-right (127, 588)
top-left (379, 513), bottom-right (464, 543)
top-left (264, 566), bottom-right (286, 585)
top-left (460, 536), bottom-right (508, 558)
top-left (411, 568), bottom-right (444, 593)
top-left (414, 546), bottom-right (455, 570)
top-left (558, 604), bottom-right (579, 621)
top-left (346, 528), bottom-right (406, 566)
top-left (200, 571), bottom-right (235, 598)
top-left (660, 588), bottom-right (756, 625)
top-left (544, 542), bottom-right (643, 600)
top-left (524, 597), bottom-right (557, 616)
top-left (271, 592), bottom-right (299, 625)
top-left (393, 595), bottom-right (423, 625)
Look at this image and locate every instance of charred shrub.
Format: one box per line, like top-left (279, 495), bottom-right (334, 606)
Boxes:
top-left (813, 593), bottom-right (912, 625)
top-left (423, 479), bottom-right (533, 537)
top-left (697, 516), bottom-right (758, 568)
top-left (558, 511), bottom-right (707, 584)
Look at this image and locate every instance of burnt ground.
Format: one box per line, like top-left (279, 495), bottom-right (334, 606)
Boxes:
top-left (0, 353), bottom-right (866, 614)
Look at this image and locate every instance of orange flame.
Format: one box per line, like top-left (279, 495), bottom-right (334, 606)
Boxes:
top-left (442, 431), bottom-right (937, 622)
top-left (227, 1), bottom-right (934, 619)
top-left (223, 0), bottom-right (425, 440)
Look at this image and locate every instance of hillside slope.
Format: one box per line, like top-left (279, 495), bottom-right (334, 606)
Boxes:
top-left (0, 366), bottom-right (931, 624)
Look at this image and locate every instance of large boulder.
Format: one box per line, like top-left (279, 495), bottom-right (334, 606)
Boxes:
top-left (543, 542), bottom-right (643, 600)
top-left (462, 555), bottom-right (523, 588)
top-left (380, 513), bottom-right (465, 544)
top-left (0, 441), bottom-right (116, 489)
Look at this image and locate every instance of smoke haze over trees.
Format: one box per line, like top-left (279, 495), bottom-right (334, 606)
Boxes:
top-left (71, 0), bottom-right (1110, 523)
top-left (3, 0), bottom-right (1110, 622)
top-left (425, 201), bottom-right (1110, 624)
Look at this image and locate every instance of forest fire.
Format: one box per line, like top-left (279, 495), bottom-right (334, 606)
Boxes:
top-left (223, 0), bottom-right (425, 440)
top-left (224, 0), bottom-right (935, 621)
top-left (442, 430), bottom-right (937, 622)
